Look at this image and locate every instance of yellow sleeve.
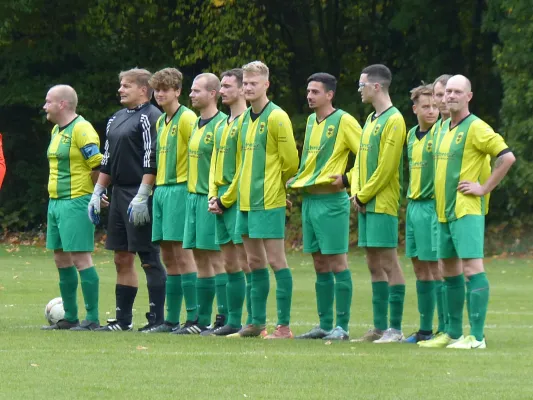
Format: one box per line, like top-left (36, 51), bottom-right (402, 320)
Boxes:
top-left (156, 114), bottom-right (164, 133)
top-left (270, 109), bottom-right (299, 184)
top-left (220, 116), bottom-right (244, 208)
top-left (341, 113), bottom-right (362, 187)
top-left (471, 120), bottom-right (508, 157)
top-left (357, 114), bottom-right (406, 204)
top-left (479, 154), bottom-right (491, 215)
top-left (349, 158), bottom-right (360, 195)
top-left (73, 121), bottom-right (102, 169)
top-left (181, 110), bottom-right (197, 142)
top-left (208, 120), bottom-right (224, 199)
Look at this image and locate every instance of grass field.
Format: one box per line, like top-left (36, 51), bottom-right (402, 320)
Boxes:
top-left (1, 244), bottom-right (532, 400)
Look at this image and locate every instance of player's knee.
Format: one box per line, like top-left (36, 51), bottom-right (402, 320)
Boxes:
top-left (71, 252), bottom-right (93, 270)
top-left (138, 251), bottom-right (166, 285)
top-left (246, 252), bottom-right (265, 270)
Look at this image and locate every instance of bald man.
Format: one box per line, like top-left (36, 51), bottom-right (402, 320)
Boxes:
top-left (173, 73), bottom-right (228, 335)
top-left (42, 85), bottom-right (102, 330)
top-left (420, 75), bottom-right (515, 349)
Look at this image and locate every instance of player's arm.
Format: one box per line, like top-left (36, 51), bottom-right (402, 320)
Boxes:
top-left (458, 124), bottom-right (515, 196)
top-left (219, 117), bottom-right (244, 209)
top-left (0, 133), bottom-right (6, 190)
top-left (208, 121), bottom-right (223, 201)
top-left (336, 114), bottom-right (362, 188)
top-left (479, 154), bottom-right (491, 214)
top-left (272, 110), bottom-right (299, 184)
top-left (355, 115), bottom-right (406, 205)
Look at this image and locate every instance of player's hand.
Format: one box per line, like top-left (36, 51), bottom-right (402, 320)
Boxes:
top-left (208, 197), bottom-right (223, 215)
top-left (286, 198), bottom-right (293, 209)
top-left (286, 176), bottom-right (296, 188)
top-left (127, 183), bottom-right (152, 226)
top-left (350, 195), bottom-right (365, 213)
top-left (457, 181), bottom-right (485, 196)
top-left (101, 194), bottom-right (109, 208)
top-left (88, 183), bottom-right (106, 225)
top-left (329, 174), bottom-right (345, 189)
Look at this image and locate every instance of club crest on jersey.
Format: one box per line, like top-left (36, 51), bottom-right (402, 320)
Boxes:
top-left (259, 122), bottom-right (266, 134)
top-left (230, 126), bottom-right (238, 138)
top-left (455, 132), bottom-right (464, 144)
top-left (171, 126), bottom-right (177, 136)
top-left (326, 125), bottom-right (335, 138)
top-left (373, 124), bottom-right (381, 136)
top-left (204, 132), bottom-right (213, 144)
top-left (426, 140), bottom-right (433, 153)
top-left (61, 135), bottom-right (70, 144)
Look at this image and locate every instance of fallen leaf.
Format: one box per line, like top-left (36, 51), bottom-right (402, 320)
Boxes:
top-left (324, 340), bottom-right (332, 345)
top-left (136, 346), bottom-right (148, 350)
top-left (30, 364), bottom-right (39, 367)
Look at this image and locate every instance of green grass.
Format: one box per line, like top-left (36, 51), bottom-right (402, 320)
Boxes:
top-left (1, 245), bottom-right (532, 400)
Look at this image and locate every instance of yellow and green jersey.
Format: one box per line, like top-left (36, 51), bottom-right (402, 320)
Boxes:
top-left (238, 102), bottom-right (299, 211)
top-left (434, 114), bottom-right (508, 222)
top-left (208, 114), bottom-right (244, 208)
top-left (47, 116), bottom-right (102, 199)
top-left (406, 123), bottom-right (439, 200)
top-left (289, 110), bottom-right (361, 189)
top-left (187, 111), bottom-right (227, 194)
top-left (155, 105), bottom-right (197, 186)
top-left (351, 107), bottom-right (406, 216)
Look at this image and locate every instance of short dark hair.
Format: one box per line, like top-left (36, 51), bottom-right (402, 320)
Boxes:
top-left (361, 64), bottom-right (392, 90)
top-left (307, 72), bottom-right (337, 93)
top-left (433, 74), bottom-right (452, 88)
top-left (221, 68), bottom-right (244, 87)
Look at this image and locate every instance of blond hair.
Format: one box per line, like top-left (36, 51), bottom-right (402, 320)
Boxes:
top-left (119, 68), bottom-right (153, 97)
top-left (410, 84), bottom-right (434, 103)
top-left (149, 68), bottom-right (184, 90)
top-left (242, 61), bottom-right (269, 79)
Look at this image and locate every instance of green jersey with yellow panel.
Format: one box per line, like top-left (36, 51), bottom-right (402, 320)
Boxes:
top-left (406, 123), bottom-right (439, 200)
top-left (350, 107), bottom-right (406, 216)
top-left (238, 102), bottom-right (299, 211)
top-left (187, 111), bottom-right (227, 195)
top-left (47, 116), bottom-right (102, 199)
top-left (155, 105), bottom-right (197, 186)
top-left (208, 114), bottom-right (244, 208)
top-left (290, 109), bottom-right (361, 189)
top-left (434, 114), bottom-right (509, 223)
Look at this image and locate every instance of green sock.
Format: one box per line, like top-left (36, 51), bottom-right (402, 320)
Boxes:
top-left (334, 269), bottom-right (352, 332)
top-left (468, 272), bottom-right (490, 341)
top-left (416, 280), bottom-right (435, 333)
top-left (197, 276), bottom-right (216, 327)
top-left (275, 268), bottom-right (293, 326)
top-left (315, 272), bottom-right (334, 331)
top-left (435, 280), bottom-right (446, 332)
top-left (79, 267), bottom-right (99, 323)
top-left (181, 272), bottom-right (198, 322)
top-left (166, 275), bottom-right (183, 324)
top-left (442, 282), bottom-right (450, 333)
top-left (389, 284), bottom-right (405, 331)
top-left (466, 279), bottom-right (472, 328)
top-left (251, 268), bottom-right (270, 326)
top-left (371, 281), bottom-right (388, 331)
top-left (444, 274), bottom-right (465, 339)
top-left (227, 271), bottom-right (246, 328)
top-left (215, 273), bottom-right (228, 318)
top-left (245, 272), bottom-right (253, 325)
top-left (58, 266), bottom-right (78, 322)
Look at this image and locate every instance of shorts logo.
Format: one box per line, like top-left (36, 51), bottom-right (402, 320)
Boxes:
top-left (171, 126), bottom-right (177, 137)
top-left (455, 132), bottom-right (464, 144)
top-left (426, 140), bottom-right (433, 153)
top-left (230, 126), bottom-right (238, 138)
top-left (204, 132), bottom-right (213, 144)
top-left (373, 124), bottom-right (381, 136)
top-left (326, 125), bottom-right (335, 138)
top-left (259, 122), bottom-right (266, 134)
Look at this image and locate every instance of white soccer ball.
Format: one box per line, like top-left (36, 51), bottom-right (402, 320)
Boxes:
top-left (44, 297), bottom-right (65, 325)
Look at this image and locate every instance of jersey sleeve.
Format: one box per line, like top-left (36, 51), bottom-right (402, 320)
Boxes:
top-left (100, 114), bottom-right (117, 175)
top-left (479, 154), bottom-right (491, 215)
top-left (73, 121), bottom-right (103, 169)
top-left (152, 114), bottom-right (166, 176)
top-left (0, 133), bottom-right (5, 190)
top-left (270, 110), bottom-right (299, 184)
top-left (342, 113), bottom-right (362, 187)
top-left (357, 114), bottom-right (406, 204)
top-left (208, 120), bottom-right (224, 199)
top-left (219, 116), bottom-right (244, 208)
top-left (142, 108), bottom-right (162, 176)
top-left (471, 120), bottom-right (509, 157)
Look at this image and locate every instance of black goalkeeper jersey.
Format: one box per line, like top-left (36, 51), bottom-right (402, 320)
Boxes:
top-left (101, 102), bottom-right (161, 185)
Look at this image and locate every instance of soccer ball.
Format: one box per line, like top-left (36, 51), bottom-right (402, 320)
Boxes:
top-left (44, 297), bottom-right (65, 325)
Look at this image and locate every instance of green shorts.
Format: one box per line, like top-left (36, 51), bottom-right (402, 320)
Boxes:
top-left (405, 200), bottom-right (438, 261)
top-left (46, 195), bottom-right (94, 252)
top-left (437, 215), bottom-right (485, 259)
top-left (183, 192), bottom-right (219, 251)
top-left (302, 191), bottom-right (349, 254)
top-left (358, 211), bottom-right (398, 248)
top-left (215, 185), bottom-right (242, 245)
top-left (235, 207), bottom-right (285, 239)
top-left (152, 183), bottom-right (187, 242)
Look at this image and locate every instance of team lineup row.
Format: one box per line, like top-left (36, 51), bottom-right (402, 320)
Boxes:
top-left (42, 60), bottom-right (515, 348)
